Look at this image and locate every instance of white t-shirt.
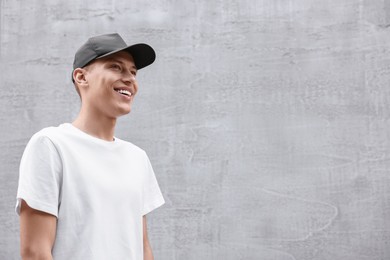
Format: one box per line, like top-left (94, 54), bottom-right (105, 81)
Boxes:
top-left (15, 123), bottom-right (165, 260)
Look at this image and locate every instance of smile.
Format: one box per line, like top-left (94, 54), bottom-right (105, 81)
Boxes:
top-left (114, 89), bottom-right (132, 97)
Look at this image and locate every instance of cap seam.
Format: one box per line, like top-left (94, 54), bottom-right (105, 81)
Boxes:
top-left (90, 38), bottom-right (98, 58)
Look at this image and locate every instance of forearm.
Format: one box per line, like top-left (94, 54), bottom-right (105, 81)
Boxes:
top-left (143, 215), bottom-right (154, 260)
top-left (20, 200), bottom-right (56, 260)
top-left (143, 241), bottom-right (154, 260)
top-left (21, 248), bottom-right (53, 260)
top-left (21, 240), bottom-right (53, 260)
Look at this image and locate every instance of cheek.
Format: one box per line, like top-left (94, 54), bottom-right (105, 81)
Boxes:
top-left (92, 76), bottom-right (114, 94)
top-left (134, 81), bottom-right (139, 94)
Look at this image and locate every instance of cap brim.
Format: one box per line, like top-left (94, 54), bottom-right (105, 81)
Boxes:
top-left (97, 43), bottom-right (156, 70)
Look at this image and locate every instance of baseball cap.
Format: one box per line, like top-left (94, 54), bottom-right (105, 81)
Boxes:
top-left (72, 33), bottom-right (156, 81)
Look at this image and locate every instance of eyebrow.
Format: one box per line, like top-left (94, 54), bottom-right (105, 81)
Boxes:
top-left (105, 58), bottom-right (137, 71)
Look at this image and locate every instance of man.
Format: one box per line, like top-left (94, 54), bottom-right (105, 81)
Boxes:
top-left (15, 33), bottom-right (165, 260)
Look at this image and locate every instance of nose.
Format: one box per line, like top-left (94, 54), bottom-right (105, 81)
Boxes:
top-left (122, 72), bottom-right (136, 85)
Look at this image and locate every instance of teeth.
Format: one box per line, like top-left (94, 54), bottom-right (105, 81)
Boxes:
top-left (116, 89), bottom-right (131, 96)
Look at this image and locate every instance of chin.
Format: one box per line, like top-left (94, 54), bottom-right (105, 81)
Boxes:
top-left (119, 107), bottom-right (132, 116)
top-left (113, 103), bottom-right (132, 117)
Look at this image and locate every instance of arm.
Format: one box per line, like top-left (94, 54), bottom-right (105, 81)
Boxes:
top-left (143, 215), bottom-right (154, 260)
top-left (19, 200), bottom-right (57, 260)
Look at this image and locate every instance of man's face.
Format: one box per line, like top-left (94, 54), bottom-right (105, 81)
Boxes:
top-left (81, 51), bottom-right (139, 118)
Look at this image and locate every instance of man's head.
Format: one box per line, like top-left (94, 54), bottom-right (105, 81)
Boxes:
top-left (72, 33), bottom-right (155, 117)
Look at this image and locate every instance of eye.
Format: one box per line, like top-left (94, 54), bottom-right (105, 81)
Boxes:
top-left (131, 71), bottom-right (137, 77)
top-left (110, 64), bottom-right (122, 70)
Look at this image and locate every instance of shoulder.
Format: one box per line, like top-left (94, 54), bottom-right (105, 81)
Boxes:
top-left (21, 126), bottom-right (63, 164)
top-left (115, 138), bottom-right (148, 157)
top-left (25, 124), bottom-right (75, 153)
top-left (22, 127), bottom-right (62, 156)
top-left (28, 126), bottom-right (63, 145)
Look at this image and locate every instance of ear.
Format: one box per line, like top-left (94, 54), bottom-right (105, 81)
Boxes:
top-left (73, 68), bottom-right (89, 88)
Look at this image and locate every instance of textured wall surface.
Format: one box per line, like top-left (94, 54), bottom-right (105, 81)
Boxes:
top-left (1, 0), bottom-right (390, 259)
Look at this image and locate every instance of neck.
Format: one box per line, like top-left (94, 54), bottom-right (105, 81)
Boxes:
top-left (72, 106), bottom-right (117, 142)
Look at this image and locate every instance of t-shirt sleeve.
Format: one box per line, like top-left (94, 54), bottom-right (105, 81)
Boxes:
top-left (142, 152), bottom-right (165, 216)
top-left (15, 134), bottom-right (62, 217)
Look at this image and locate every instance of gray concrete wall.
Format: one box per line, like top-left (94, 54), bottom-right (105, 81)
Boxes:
top-left (1, 0), bottom-right (389, 259)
